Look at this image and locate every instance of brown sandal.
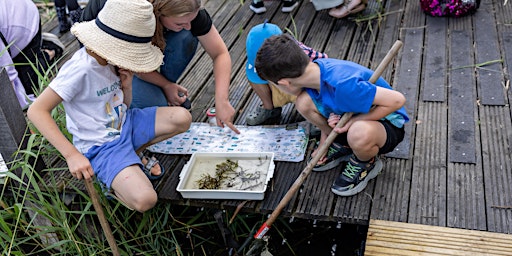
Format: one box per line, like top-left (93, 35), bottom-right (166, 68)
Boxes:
top-left (328, 0), bottom-right (367, 19)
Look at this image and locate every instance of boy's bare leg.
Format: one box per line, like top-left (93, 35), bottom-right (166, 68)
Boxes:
top-left (295, 92), bottom-right (333, 163)
top-left (111, 106), bottom-right (192, 212)
top-left (136, 106), bottom-right (192, 176)
top-left (346, 120), bottom-right (386, 161)
top-left (137, 106), bottom-right (192, 152)
top-left (111, 165), bottom-right (158, 212)
top-left (249, 81), bottom-right (274, 110)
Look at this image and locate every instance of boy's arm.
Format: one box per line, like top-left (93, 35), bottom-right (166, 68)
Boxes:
top-left (27, 88), bottom-right (94, 180)
top-left (119, 68), bottom-right (133, 107)
top-left (333, 87), bottom-right (406, 133)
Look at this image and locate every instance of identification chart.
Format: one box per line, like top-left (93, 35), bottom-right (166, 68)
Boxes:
top-left (147, 122), bottom-right (308, 162)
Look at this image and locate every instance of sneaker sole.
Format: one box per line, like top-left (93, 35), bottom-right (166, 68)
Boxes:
top-left (42, 32), bottom-right (65, 51)
top-left (250, 5), bottom-right (267, 14)
top-left (330, 158), bottom-right (383, 196)
top-left (281, 2), bottom-right (299, 12)
top-left (312, 154), bottom-right (351, 172)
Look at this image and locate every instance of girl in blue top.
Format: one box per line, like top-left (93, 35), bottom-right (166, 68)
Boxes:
top-left (255, 34), bottom-right (409, 197)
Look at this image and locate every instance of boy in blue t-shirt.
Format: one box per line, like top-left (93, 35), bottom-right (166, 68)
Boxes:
top-left (255, 34), bottom-right (409, 197)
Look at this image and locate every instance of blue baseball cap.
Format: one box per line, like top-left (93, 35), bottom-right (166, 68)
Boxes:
top-left (246, 21), bottom-right (283, 84)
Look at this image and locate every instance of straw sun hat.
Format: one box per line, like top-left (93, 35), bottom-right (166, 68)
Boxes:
top-left (71, 0), bottom-right (163, 73)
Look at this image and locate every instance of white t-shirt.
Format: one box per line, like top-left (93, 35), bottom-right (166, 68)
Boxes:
top-left (50, 48), bottom-right (127, 153)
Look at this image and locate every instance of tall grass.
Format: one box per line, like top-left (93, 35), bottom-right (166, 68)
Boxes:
top-left (0, 31), bottom-right (294, 256)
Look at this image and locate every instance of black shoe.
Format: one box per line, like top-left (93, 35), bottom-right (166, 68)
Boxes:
top-left (331, 155), bottom-right (383, 196)
top-left (41, 32), bottom-right (65, 60)
top-left (250, 0), bottom-right (267, 14)
top-left (282, 0), bottom-right (298, 12)
top-left (310, 142), bottom-right (352, 172)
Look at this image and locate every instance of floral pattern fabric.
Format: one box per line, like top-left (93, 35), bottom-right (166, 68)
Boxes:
top-left (420, 0), bottom-right (480, 17)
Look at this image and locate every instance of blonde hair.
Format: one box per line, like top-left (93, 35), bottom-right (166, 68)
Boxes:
top-left (150, 0), bottom-right (202, 50)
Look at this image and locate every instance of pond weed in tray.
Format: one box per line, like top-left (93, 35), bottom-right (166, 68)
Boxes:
top-left (177, 152), bottom-right (275, 200)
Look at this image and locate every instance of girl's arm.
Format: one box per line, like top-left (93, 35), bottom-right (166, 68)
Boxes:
top-left (198, 25), bottom-right (239, 134)
top-left (27, 88), bottom-right (94, 180)
top-left (136, 71), bottom-right (188, 106)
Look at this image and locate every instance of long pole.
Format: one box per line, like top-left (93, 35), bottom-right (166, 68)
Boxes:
top-left (254, 40), bottom-right (404, 239)
top-left (84, 178), bottom-right (120, 256)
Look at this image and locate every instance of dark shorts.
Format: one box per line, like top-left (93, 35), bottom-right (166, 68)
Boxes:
top-left (334, 119), bottom-right (405, 155)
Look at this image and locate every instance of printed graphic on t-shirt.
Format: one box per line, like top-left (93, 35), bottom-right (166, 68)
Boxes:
top-left (101, 80), bottom-right (125, 134)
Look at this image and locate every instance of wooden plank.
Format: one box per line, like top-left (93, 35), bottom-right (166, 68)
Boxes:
top-left (479, 106), bottom-right (512, 234)
top-left (385, 0), bottom-right (424, 160)
top-left (422, 16), bottom-right (448, 102)
top-left (369, 0), bottom-right (413, 223)
top-left (407, 102), bottom-right (447, 226)
top-left (0, 68), bottom-right (27, 164)
top-left (384, 27), bottom-right (422, 159)
top-left (366, 220), bottom-right (512, 255)
top-left (473, 0), bottom-right (506, 106)
top-left (370, 158), bottom-right (412, 222)
top-left (448, 20), bottom-right (477, 164)
top-left (370, 0), bottom-right (407, 82)
top-left (447, 162), bottom-right (486, 230)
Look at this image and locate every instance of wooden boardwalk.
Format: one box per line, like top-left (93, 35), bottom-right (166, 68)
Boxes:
top-left (42, 0), bottom-right (512, 236)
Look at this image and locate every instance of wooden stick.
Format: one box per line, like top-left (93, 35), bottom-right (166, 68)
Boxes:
top-left (254, 40), bottom-right (404, 239)
top-left (84, 179), bottom-right (120, 256)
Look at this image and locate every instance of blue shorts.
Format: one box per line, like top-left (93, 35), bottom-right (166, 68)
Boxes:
top-left (84, 107), bottom-right (157, 188)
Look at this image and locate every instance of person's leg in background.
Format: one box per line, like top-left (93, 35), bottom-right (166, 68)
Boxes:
top-left (54, 0), bottom-right (83, 33)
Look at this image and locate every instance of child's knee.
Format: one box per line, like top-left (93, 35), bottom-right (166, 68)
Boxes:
top-left (174, 107), bottom-right (192, 132)
top-left (130, 190), bottom-right (158, 212)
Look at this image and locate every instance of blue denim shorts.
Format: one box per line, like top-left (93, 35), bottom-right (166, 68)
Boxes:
top-left (84, 107), bottom-right (157, 188)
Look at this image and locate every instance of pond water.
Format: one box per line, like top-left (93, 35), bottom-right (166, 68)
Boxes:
top-left (264, 219), bottom-right (367, 256)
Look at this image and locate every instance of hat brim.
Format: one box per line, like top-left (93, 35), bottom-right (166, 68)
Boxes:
top-left (246, 62), bottom-right (268, 84)
top-left (71, 21), bottom-right (163, 73)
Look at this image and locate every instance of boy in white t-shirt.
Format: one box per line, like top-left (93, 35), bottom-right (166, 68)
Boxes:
top-left (27, 0), bottom-right (192, 212)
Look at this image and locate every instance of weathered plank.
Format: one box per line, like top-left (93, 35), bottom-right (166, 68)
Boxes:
top-left (448, 19), bottom-right (477, 164)
top-left (0, 68), bottom-right (27, 164)
top-left (473, 0), bottom-right (506, 106)
top-left (422, 16), bottom-right (448, 102)
top-left (479, 106), bottom-right (512, 234)
top-left (365, 219), bottom-right (512, 256)
top-left (407, 102), bottom-right (447, 227)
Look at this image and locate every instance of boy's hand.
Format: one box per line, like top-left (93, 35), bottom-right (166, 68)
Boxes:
top-left (119, 68), bottom-right (133, 90)
top-left (66, 152), bottom-right (94, 180)
top-left (328, 113), bottom-right (352, 134)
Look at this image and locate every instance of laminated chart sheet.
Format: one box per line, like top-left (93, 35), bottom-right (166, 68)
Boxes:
top-left (147, 122), bottom-right (309, 162)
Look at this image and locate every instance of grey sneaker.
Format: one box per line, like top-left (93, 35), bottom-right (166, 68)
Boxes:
top-left (246, 106), bottom-right (281, 126)
top-left (250, 0), bottom-right (267, 14)
top-left (282, 0), bottom-right (298, 12)
top-left (331, 155), bottom-right (383, 196)
top-left (41, 33), bottom-right (65, 60)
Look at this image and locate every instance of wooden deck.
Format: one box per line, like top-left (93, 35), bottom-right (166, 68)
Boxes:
top-left (43, 0), bottom-right (512, 236)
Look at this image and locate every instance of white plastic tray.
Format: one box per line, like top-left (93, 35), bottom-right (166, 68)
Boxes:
top-left (177, 152), bottom-right (275, 200)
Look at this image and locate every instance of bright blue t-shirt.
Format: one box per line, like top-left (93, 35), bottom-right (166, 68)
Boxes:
top-left (305, 59), bottom-right (409, 128)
